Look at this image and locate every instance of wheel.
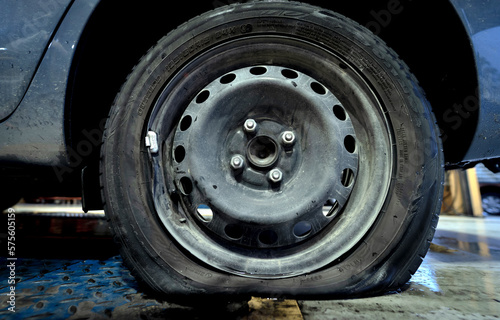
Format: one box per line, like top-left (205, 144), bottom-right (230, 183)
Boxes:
top-left (100, 2), bottom-right (444, 298)
top-left (481, 189), bottom-right (500, 215)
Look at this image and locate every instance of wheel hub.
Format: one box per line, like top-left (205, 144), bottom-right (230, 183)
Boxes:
top-left (246, 134), bottom-right (280, 169)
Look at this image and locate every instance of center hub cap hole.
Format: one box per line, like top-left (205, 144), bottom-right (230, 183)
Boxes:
top-left (247, 135), bottom-right (279, 168)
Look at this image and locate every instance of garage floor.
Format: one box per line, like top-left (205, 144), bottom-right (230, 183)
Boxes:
top-left (1, 204), bottom-right (499, 319)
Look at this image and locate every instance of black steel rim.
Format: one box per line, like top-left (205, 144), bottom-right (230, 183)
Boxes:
top-left (145, 35), bottom-right (393, 278)
top-left (172, 65), bottom-right (358, 248)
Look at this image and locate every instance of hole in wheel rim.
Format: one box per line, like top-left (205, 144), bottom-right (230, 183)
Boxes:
top-left (196, 90), bottom-right (210, 104)
top-left (174, 145), bottom-right (186, 163)
top-left (341, 169), bottom-right (355, 187)
top-left (293, 221), bottom-right (312, 238)
top-left (220, 73), bottom-right (236, 84)
top-left (333, 105), bottom-right (347, 121)
top-left (180, 115), bottom-right (192, 131)
top-left (250, 66), bottom-right (267, 75)
top-left (323, 199), bottom-right (340, 218)
top-left (344, 135), bottom-right (356, 153)
top-left (281, 69), bottom-right (299, 79)
top-left (179, 177), bottom-right (193, 195)
top-left (311, 82), bottom-right (327, 95)
top-left (225, 224), bottom-right (244, 240)
top-left (259, 230), bottom-right (278, 245)
top-left (196, 205), bottom-right (213, 222)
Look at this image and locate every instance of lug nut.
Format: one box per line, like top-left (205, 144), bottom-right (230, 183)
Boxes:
top-left (268, 169), bottom-right (283, 183)
top-left (281, 131), bottom-right (296, 146)
top-left (243, 119), bottom-right (257, 134)
top-left (230, 155), bottom-right (245, 170)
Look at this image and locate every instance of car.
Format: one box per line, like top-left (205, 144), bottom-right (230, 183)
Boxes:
top-left (1, 0), bottom-right (500, 298)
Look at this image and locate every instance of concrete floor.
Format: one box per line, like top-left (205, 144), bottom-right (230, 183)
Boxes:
top-left (298, 215), bottom-right (500, 319)
top-left (1, 204), bottom-right (499, 319)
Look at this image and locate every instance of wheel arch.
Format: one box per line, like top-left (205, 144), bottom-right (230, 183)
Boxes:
top-left (66, 1), bottom-right (219, 169)
top-left (309, 0), bottom-right (479, 165)
top-left (66, 1), bottom-right (222, 209)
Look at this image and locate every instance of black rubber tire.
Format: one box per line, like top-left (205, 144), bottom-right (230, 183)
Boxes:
top-left (101, 2), bottom-right (444, 298)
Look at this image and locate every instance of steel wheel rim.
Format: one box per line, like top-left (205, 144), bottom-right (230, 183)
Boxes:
top-left (145, 36), bottom-right (394, 278)
top-left (172, 65), bottom-right (358, 248)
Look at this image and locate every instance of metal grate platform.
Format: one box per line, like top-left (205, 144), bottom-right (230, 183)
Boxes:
top-left (0, 206), bottom-right (261, 319)
top-left (0, 206), bottom-right (171, 319)
top-left (0, 255), bottom-right (164, 319)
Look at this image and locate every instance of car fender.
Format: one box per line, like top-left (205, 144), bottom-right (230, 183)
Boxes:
top-left (449, 0), bottom-right (500, 162)
top-left (0, 0), bottom-right (99, 167)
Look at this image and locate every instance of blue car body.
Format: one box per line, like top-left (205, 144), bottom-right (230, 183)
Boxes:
top-left (448, 0), bottom-right (500, 163)
top-left (1, 0), bottom-right (499, 198)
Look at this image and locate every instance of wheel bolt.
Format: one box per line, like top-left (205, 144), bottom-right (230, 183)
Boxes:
top-left (268, 169), bottom-right (283, 183)
top-left (243, 119), bottom-right (257, 134)
top-left (230, 155), bottom-right (245, 170)
top-left (281, 131), bottom-right (296, 146)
